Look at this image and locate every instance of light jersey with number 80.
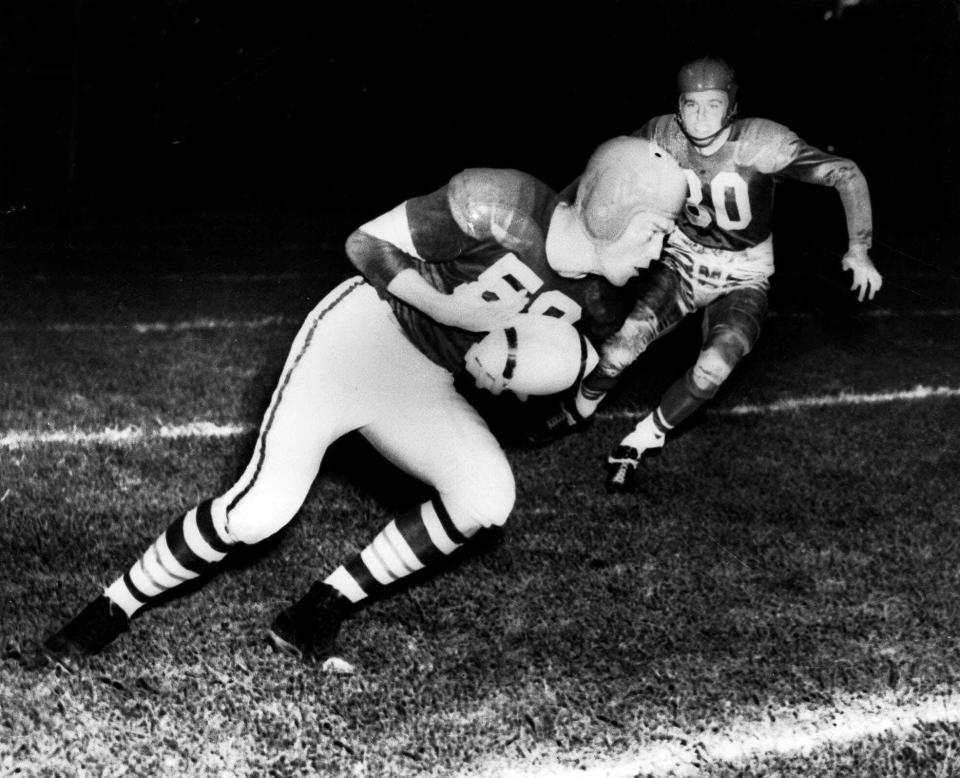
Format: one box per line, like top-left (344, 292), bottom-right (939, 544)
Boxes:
top-left (451, 253), bottom-right (584, 323)
top-left (682, 169), bottom-right (752, 231)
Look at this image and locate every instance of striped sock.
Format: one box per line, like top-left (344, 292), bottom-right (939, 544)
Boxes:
top-left (324, 497), bottom-right (471, 603)
top-left (104, 499), bottom-right (233, 617)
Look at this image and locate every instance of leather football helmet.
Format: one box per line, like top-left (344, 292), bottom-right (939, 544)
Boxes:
top-left (576, 136), bottom-right (686, 242)
top-left (676, 57), bottom-right (738, 146)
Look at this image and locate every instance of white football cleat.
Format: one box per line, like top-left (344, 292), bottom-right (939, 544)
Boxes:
top-left (605, 413), bottom-right (666, 493)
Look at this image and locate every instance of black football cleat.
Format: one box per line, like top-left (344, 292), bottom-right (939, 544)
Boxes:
top-left (523, 399), bottom-right (589, 447)
top-left (266, 582), bottom-right (353, 663)
top-left (41, 595), bottom-right (129, 672)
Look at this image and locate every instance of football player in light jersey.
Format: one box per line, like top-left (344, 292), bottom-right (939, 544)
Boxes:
top-left (40, 137), bottom-right (687, 669)
top-left (537, 57), bottom-right (883, 492)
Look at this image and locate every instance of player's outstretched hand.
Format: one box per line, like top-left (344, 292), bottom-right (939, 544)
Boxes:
top-left (841, 246), bottom-right (883, 303)
top-left (522, 398), bottom-right (589, 447)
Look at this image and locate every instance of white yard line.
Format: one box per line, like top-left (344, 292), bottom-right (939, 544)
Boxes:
top-left (0, 422), bottom-right (254, 449)
top-left (1, 385), bottom-right (957, 449)
top-left (0, 316), bottom-right (298, 334)
top-left (0, 308), bottom-right (957, 335)
top-left (479, 689), bottom-right (960, 778)
top-left (769, 308), bottom-right (960, 318)
top-left (594, 384), bottom-right (960, 422)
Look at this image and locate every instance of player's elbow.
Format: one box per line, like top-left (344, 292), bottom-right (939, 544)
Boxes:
top-left (345, 228), bottom-right (375, 272)
top-left (824, 161), bottom-right (866, 189)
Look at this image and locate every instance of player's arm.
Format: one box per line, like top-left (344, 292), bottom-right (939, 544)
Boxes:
top-left (772, 131), bottom-right (883, 302)
top-left (345, 197), bottom-right (524, 332)
top-left (572, 296), bottom-right (658, 417)
top-left (523, 303), bottom-right (646, 445)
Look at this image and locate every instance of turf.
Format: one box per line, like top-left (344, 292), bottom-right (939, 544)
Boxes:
top-left (1, 229), bottom-right (959, 777)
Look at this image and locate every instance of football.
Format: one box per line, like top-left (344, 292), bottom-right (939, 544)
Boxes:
top-left (464, 315), bottom-right (599, 397)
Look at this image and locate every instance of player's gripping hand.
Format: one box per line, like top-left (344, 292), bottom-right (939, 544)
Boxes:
top-left (468, 359), bottom-right (511, 396)
top-left (446, 295), bottom-right (528, 333)
top-left (522, 398), bottom-right (589, 447)
top-left (841, 245), bottom-right (883, 303)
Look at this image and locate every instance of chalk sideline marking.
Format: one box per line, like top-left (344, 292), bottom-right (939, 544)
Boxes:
top-left (601, 384), bottom-right (960, 420)
top-left (0, 422), bottom-right (253, 449)
top-left (0, 316), bottom-right (298, 334)
top-left (1, 385), bottom-right (957, 449)
top-left (478, 689), bottom-right (960, 778)
top-left (0, 308), bottom-right (957, 335)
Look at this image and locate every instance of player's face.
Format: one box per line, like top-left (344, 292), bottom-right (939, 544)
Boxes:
top-left (596, 212), bottom-right (674, 287)
top-left (679, 89), bottom-right (728, 139)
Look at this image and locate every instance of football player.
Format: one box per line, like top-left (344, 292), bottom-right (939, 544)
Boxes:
top-left (534, 56), bottom-right (883, 492)
top-left (41, 136), bottom-right (687, 669)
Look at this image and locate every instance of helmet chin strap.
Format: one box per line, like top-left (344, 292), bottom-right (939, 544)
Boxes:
top-left (676, 107), bottom-right (737, 149)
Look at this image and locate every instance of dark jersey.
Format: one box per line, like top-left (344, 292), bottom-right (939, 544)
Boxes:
top-left (635, 116), bottom-right (873, 252)
top-left (355, 169), bottom-right (634, 374)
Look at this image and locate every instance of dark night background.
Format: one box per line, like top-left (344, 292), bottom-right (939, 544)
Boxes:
top-left (0, 0), bottom-right (958, 261)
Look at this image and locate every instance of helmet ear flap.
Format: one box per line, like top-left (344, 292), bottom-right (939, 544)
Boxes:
top-left (725, 98), bottom-right (738, 124)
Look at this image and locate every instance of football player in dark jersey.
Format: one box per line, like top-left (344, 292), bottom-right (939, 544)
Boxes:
top-left (40, 137), bottom-right (687, 669)
top-left (538, 57), bottom-right (883, 492)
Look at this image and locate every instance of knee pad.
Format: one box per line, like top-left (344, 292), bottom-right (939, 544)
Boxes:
top-left (690, 330), bottom-right (748, 394)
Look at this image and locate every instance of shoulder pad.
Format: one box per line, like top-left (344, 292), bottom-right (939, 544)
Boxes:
top-left (732, 118), bottom-right (801, 173)
top-left (633, 115), bottom-right (686, 158)
top-left (447, 169), bottom-right (545, 249)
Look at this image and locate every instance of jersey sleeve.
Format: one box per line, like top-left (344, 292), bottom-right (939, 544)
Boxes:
top-left (345, 184), bottom-right (473, 292)
top-left (738, 119), bottom-right (873, 247)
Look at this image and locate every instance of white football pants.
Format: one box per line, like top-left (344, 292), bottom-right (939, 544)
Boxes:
top-left (213, 277), bottom-right (516, 545)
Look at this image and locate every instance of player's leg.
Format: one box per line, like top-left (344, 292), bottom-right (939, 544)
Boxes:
top-left (579, 261), bottom-right (687, 411)
top-left (661, 285), bottom-right (768, 422)
top-left (599, 266), bottom-right (688, 489)
top-left (613, 286), bottom-right (768, 469)
top-left (332, 392), bottom-right (515, 601)
top-left (606, 232), bottom-right (771, 490)
top-left (269, 353), bottom-right (515, 662)
top-left (41, 278), bottom-right (376, 669)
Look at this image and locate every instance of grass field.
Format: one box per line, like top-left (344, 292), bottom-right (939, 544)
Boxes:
top-left (1, 217), bottom-right (959, 777)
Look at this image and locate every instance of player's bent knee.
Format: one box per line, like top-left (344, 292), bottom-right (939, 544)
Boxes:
top-left (472, 470), bottom-right (516, 529)
top-left (218, 493), bottom-right (305, 546)
top-left (445, 465), bottom-right (516, 533)
top-left (690, 342), bottom-right (740, 394)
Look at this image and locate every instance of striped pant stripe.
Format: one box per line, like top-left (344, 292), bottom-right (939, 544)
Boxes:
top-left (227, 278), bottom-right (364, 515)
